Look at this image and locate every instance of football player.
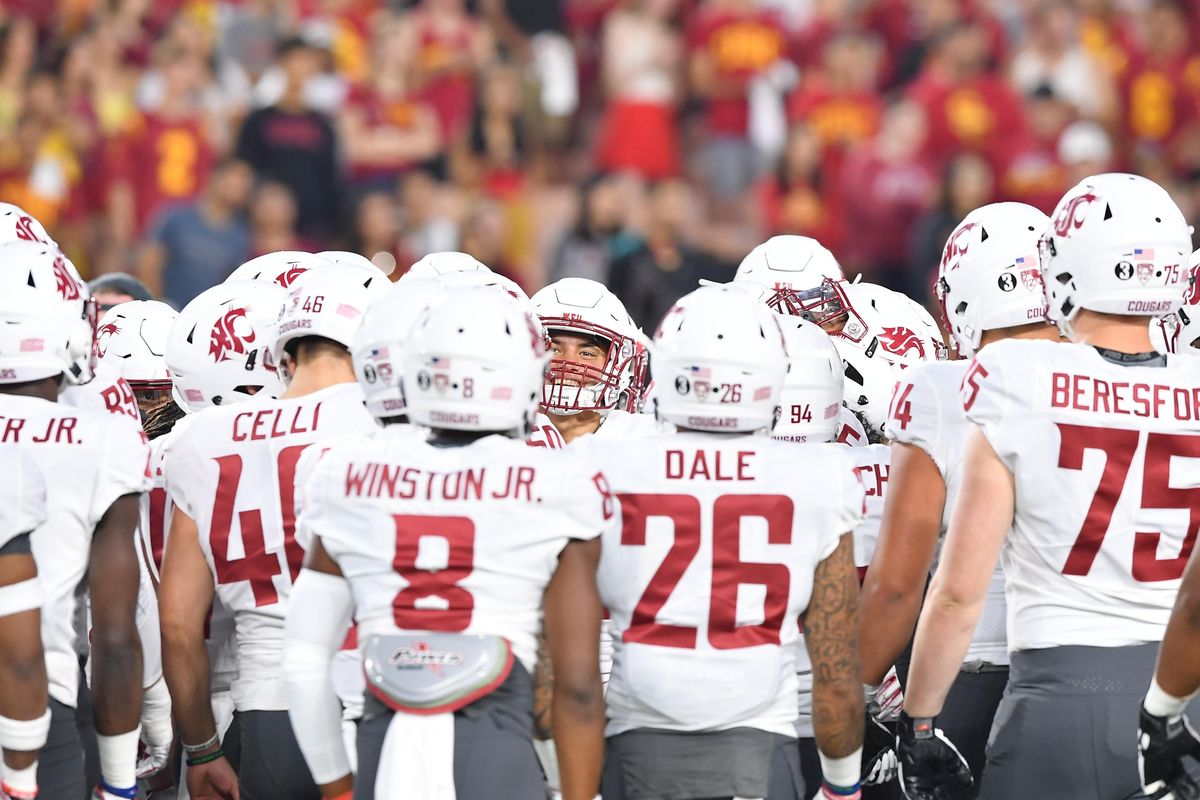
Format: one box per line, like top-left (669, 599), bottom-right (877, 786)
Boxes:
top-left (859, 203), bottom-right (1056, 797)
top-left (159, 266), bottom-right (381, 799)
top-left (1153, 250), bottom-right (1200, 357)
top-left (730, 235), bottom-right (845, 312)
top-left (0, 241), bottom-right (151, 799)
top-left (283, 285), bottom-right (612, 800)
top-left (0, 449), bottom-right (47, 800)
top-left (899, 174), bottom-right (1200, 800)
top-left (0, 203), bottom-right (55, 247)
top-left (581, 285), bottom-right (866, 800)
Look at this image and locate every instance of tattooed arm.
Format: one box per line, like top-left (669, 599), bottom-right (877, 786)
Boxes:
top-left (533, 625), bottom-right (554, 740)
top-left (803, 533), bottom-right (865, 759)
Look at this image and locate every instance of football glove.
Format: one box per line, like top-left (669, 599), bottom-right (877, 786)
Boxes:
top-left (866, 666), bottom-right (905, 722)
top-left (1139, 705), bottom-right (1200, 800)
top-left (862, 716), bottom-right (899, 785)
top-left (896, 712), bottom-right (972, 800)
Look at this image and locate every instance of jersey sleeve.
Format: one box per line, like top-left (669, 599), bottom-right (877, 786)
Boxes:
top-left (15, 450), bottom-right (47, 536)
top-left (961, 344), bottom-right (1016, 462)
top-left (556, 446), bottom-right (622, 543)
top-left (886, 366), bottom-right (944, 462)
top-left (163, 422), bottom-right (204, 520)
top-left (827, 447), bottom-right (867, 561)
top-left (90, 415), bottom-right (153, 523)
top-left (293, 444), bottom-right (340, 553)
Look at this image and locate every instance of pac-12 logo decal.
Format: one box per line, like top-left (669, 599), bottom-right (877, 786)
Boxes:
top-left (52, 255), bottom-right (81, 300)
top-left (1020, 268), bottom-right (1043, 292)
top-left (209, 307), bottom-right (255, 362)
top-left (941, 222), bottom-right (976, 271)
top-left (96, 322), bottom-right (120, 356)
top-left (878, 327), bottom-right (926, 359)
top-left (1051, 192), bottom-right (1097, 238)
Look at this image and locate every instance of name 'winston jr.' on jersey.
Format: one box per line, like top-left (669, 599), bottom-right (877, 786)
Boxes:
top-left (283, 285), bottom-right (613, 800)
top-left (0, 239), bottom-right (151, 800)
top-left (581, 285), bottom-right (867, 800)
top-left (900, 174), bottom-right (1200, 800)
top-left (159, 264), bottom-right (382, 800)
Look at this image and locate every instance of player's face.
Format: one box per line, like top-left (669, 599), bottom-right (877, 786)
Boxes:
top-left (132, 383), bottom-right (174, 418)
top-left (550, 332), bottom-right (609, 386)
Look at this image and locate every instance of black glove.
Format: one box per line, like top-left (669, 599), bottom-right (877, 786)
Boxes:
top-left (896, 712), bottom-right (973, 800)
top-left (1139, 706), bottom-right (1200, 800)
top-left (862, 715), bottom-right (898, 785)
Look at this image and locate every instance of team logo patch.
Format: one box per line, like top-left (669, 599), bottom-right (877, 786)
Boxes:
top-left (52, 255), bottom-right (81, 300)
top-left (1020, 268), bottom-right (1043, 292)
top-left (1051, 192), bottom-right (1097, 238)
top-left (878, 327), bottom-right (926, 359)
top-left (208, 307), bottom-right (255, 362)
top-left (941, 222), bottom-right (976, 271)
top-left (1137, 263), bottom-right (1155, 285)
top-left (997, 273), bottom-right (1017, 292)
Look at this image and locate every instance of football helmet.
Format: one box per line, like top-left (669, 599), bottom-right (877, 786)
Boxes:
top-left (432, 267), bottom-right (530, 303)
top-left (352, 279), bottom-right (448, 420)
top-left (96, 300), bottom-right (178, 410)
top-left (531, 278), bottom-right (646, 416)
top-left (936, 202), bottom-right (1051, 357)
top-left (403, 285), bottom-right (549, 436)
top-left (653, 284), bottom-right (787, 433)
top-left (773, 315), bottom-right (843, 443)
top-left (273, 265), bottom-right (388, 374)
top-left (733, 235), bottom-right (845, 316)
top-left (318, 250), bottom-right (385, 270)
top-left (166, 280), bottom-right (286, 412)
top-left (0, 241), bottom-right (95, 387)
top-left (0, 202), bottom-right (55, 246)
top-left (1154, 251), bottom-right (1200, 355)
top-left (402, 251), bottom-right (489, 281)
top-left (1041, 173), bottom-right (1192, 337)
top-left (225, 251), bottom-right (332, 288)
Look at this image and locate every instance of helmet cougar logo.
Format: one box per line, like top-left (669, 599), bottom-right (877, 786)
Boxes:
top-left (941, 223), bottom-right (976, 271)
top-left (878, 327), bottom-right (926, 358)
top-left (275, 266), bottom-right (306, 287)
top-left (1184, 265), bottom-right (1200, 306)
top-left (209, 307), bottom-right (255, 362)
top-left (96, 322), bottom-right (120, 355)
top-left (1051, 192), bottom-right (1097, 238)
top-left (13, 215), bottom-right (42, 243)
top-left (52, 255), bottom-right (80, 300)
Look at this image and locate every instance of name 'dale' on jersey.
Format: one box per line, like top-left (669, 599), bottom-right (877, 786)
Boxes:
top-left (0, 414), bottom-right (80, 444)
top-left (665, 448), bottom-right (756, 481)
top-left (344, 461), bottom-right (538, 502)
top-left (1051, 372), bottom-right (1200, 421)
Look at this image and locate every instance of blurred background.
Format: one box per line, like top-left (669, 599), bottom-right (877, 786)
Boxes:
top-left (3, 0), bottom-right (1200, 326)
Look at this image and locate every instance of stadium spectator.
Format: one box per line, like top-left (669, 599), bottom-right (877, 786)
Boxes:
top-left (138, 159), bottom-right (254, 306)
top-left (248, 179), bottom-right (318, 256)
top-left (1010, 2), bottom-right (1115, 124)
top-left (909, 152), bottom-right (995, 300)
top-left (548, 173), bottom-right (638, 284)
top-left (235, 35), bottom-right (341, 242)
top-left (88, 272), bottom-right (154, 311)
top-left (757, 123), bottom-right (845, 252)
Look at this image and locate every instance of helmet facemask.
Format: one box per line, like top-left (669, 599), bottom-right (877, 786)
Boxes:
top-left (541, 319), bottom-right (639, 416)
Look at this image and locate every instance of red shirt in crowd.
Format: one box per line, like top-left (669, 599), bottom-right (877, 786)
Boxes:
top-left (1120, 50), bottom-right (1200, 153)
top-left (688, 8), bottom-right (787, 136)
top-left (107, 113), bottom-right (215, 234)
top-left (906, 71), bottom-right (1026, 171)
top-left (838, 144), bottom-right (935, 270)
top-left (411, 9), bottom-right (479, 143)
top-left (789, 81), bottom-right (882, 176)
top-left (344, 84), bottom-right (434, 183)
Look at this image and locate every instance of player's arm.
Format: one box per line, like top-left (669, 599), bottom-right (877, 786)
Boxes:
top-left (88, 493), bottom-right (146, 796)
top-left (544, 537), bottom-right (605, 800)
top-left (904, 425), bottom-right (1011, 718)
top-left (283, 537), bottom-right (355, 800)
top-left (1153, 545), bottom-right (1200, 703)
top-left (859, 442), bottom-right (945, 685)
top-left (0, 537), bottom-right (48, 784)
top-left (803, 532), bottom-right (865, 795)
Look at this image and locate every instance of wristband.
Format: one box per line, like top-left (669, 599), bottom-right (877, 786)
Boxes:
top-left (186, 749), bottom-right (225, 767)
top-left (818, 747), bottom-right (863, 790)
top-left (97, 781), bottom-right (139, 799)
top-left (820, 783), bottom-right (863, 799)
top-left (182, 732), bottom-right (220, 753)
top-left (1144, 676), bottom-right (1195, 718)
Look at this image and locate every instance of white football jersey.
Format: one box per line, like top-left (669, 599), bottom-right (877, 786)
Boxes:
top-left (849, 443), bottom-right (890, 569)
top-left (583, 432), bottom-right (865, 736)
top-left (834, 407), bottom-right (868, 446)
top-left (0, 394), bottom-right (151, 706)
top-left (165, 383), bottom-right (377, 710)
top-left (60, 360), bottom-right (141, 423)
top-left (966, 339), bottom-right (1200, 651)
top-left (589, 410), bottom-right (663, 440)
top-left (297, 429), bottom-right (617, 672)
top-left (0, 448), bottom-right (46, 549)
top-left (887, 360), bottom-right (1007, 664)
top-left (526, 411), bottom-right (566, 448)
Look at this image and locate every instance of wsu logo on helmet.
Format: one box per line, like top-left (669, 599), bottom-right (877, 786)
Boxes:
top-left (941, 222), bottom-right (976, 271)
top-left (209, 307), bottom-right (256, 362)
top-left (878, 327), bottom-right (926, 359)
top-left (96, 322), bottom-right (120, 356)
top-left (1183, 264), bottom-right (1200, 307)
top-left (52, 255), bottom-right (81, 300)
top-left (275, 265), bottom-right (308, 287)
top-left (14, 215), bottom-right (44, 244)
top-left (1051, 192), bottom-right (1097, 238)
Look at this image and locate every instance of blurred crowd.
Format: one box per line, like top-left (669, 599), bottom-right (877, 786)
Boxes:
top-left (4, 0), bottom-right (1200, 325)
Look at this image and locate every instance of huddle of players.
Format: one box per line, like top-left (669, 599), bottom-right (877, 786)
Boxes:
top-left (3, 168), bottom-right (1200, 800)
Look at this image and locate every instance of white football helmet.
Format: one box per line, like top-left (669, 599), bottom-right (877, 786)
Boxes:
top-left (225, 251), bottom-right (332, 288)
top-left (166, 280), bottom-right (286, 412)
top-left (733, 235), bottom-right (845, 316)
top-left (403, 286), bottom-right (548, 436)
top-left (318, 250), bottom-right (384, 270)
top-left (352, 279), bottom-right (448, 420)
top-left (773, 315), bottom-right (843, 443)
top-left (936, 202), bottom-right (1051, 357)
top-left (1041, 173), bottom-right (1192, 337)
top-left (402, 251), bottom-right (490, 281)
top-left (653, 284), bottom-right (787, 433)
top-left (273, 265), bottom-right (387, 374)
top-left (432, 267), bottom-right (530, 303)
top-left (1154, 251), bottom-right (1200, 355)
top-left (0, 203), bottom-right (56, 246)
top-left (97, 300), bottom-right (177, 408)
top-left (0, 241), bottom-right (95, 387)
top-left (531, 278), bottom-right (646, 416)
